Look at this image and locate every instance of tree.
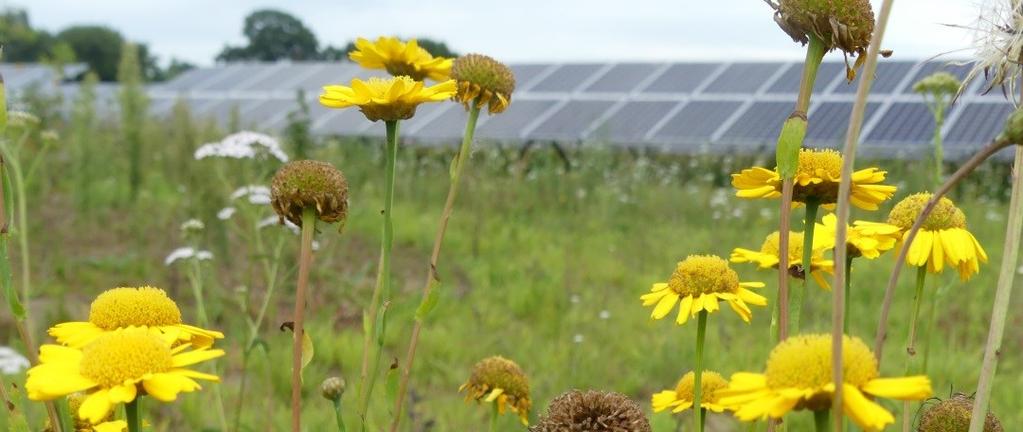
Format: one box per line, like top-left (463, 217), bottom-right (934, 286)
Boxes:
top-left (217, 9), bottom-right (319, 62)
top-left (0, 8), bottom-right (58, 62)
top-left (56, 25), bottom-right (124, 80)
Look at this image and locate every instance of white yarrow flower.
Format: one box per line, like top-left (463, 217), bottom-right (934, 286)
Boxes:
top-left (0, 346), bottom-right (30, 375)
top-left (194, 131), bottom-right (289, 162)
top-left (165, 247), bottom-right (214, 266)
top-left (180, 218), bottom-right (205, 232)
top-left (258, 215), bottom-right (300, 234)
top-left (217, 207), bottom-right (237, 220)
top-left (231, 185), bottom-right (272, 205)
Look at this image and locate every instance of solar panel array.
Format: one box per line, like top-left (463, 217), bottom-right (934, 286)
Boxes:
top-left (5, 60), bottom-right (1018, 158)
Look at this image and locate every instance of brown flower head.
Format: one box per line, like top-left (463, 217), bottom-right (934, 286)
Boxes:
top-left (768, 0), bottom-right (876, 79)
top-left (451, 54), bottom-right (516, 114)
top-left (918, 393), bottom-right (1003, 432)
top-left (531, 390), bottom-right (651, 432)
top-left (459, 356), bottom-right (532, 425)
top-left (271, 160), bottom-right (349, 228)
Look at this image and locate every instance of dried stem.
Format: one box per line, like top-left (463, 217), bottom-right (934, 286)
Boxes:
top-left (390, 103), bottom-right (481, 431)
top-left (969, 144), bottom-right (1023, 431)
top-left (290, 207), bottom-right (317, 432)
top-left (873, 137), bottom-right (1012, 362)
top-left (831, 0), bottom-right (897, 428)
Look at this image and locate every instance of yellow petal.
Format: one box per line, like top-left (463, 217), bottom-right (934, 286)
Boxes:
top-left (79, 389), bottom-right (114, 424)
top-left (651, 292), bottom-right (680, 320)
top-left (841, 384), bottom-right (894, 432)
top-left (861, 376), bottom-right (931, 400)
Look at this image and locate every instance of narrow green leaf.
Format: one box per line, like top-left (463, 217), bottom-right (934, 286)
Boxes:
top-left (385, 359), bottom-right (399, 415)
top-left (776, 114), bottom-right (807, 179)
top-left (299, 332), bottom-right (314, 384)
top-left (415, 276), bottom-right (441, 322)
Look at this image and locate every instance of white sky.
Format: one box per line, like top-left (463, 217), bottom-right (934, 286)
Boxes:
top-left (13, 0), bottom-right (982, 66)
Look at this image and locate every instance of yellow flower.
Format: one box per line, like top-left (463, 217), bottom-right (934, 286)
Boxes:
top-left (816, 213), bottom-right (901, 259)
top-left (459, 356), bottom-right (531, 425)
top-left (349, 36), bottom-right (452, 81)
top-left (717, 334), bottom-right (931, 431)
top-left (652, 370), bottom-right (730, 414)
top-left (451, 54), bottom-right (516, 114)
top-left (49, 287), bottom-right (223, 349)
top-left (27, 328), bottom-right (224, 424)
top-left (641, 255), bottom-right (767, 324)
top-left (319, 76), bottom-right (457, 122)
top-left (44, 393), bottom-right (128, 432)
top-left (731, 149), bottom-right (896, 210)
top-left (887, 193), bottom-right (988, 280)
top-left (731, 231), bottom-right (834, 288)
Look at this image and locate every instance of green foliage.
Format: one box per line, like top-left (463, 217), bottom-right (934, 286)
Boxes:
top-left (71, 72), bottom-right (98, 211)
top-left (284, 90), bottom-right (313, 160)
top-left (56, 25), bottom-right (125, 81)
top-left (117, 42), bottom-right (149, 202)
top-left (0, 9), bottom-right (58, 63)
top-left (217, 9), bottom-right (320, 61)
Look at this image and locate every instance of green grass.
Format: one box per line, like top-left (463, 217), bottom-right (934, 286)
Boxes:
top-left (0, 106), bottom-right (1020, 431)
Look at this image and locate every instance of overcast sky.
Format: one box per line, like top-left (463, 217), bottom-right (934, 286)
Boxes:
top-left (13, 0), bottom-right (982, 66)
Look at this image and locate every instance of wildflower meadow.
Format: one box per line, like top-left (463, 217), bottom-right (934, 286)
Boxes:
top-left (2, 1), bottom-right (1023, 432)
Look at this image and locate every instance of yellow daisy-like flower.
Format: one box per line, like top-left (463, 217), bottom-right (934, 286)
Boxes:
top-left (349, 36), bottom-right (452, 82)
top-left (731, 231), bottom-right (834, 288)
top-left (887, 193), bottom-right (988, 281)
top-left (27, 328), bottom-right (224, 424)
top-left (816, 213), bottom-right (901, 259)
top-left (641, 255), bottom-right (767, 324)
top-left (319, 76), bottom-right (457, 122)
top-left (731, 149), bottom-right (896, 210)
top-left (652, 370), bottom-right (731, 414)
top-left (717, 334), bottom-right (931, 432)
top-left (459, 356), bottom-right (531, 425)
top-left (44, 393), bottom-right (128, 432)
top-left (49, 286), bottom-right (223, 349)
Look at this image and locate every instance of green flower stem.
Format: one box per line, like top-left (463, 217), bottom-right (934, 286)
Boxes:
top-left (488, 400), bottom-right (499, 432)
top-left (126, 398), bottom-right (142, 432)
top-left (921, 281), bottom-right (940, 373)
top-left (358, 120), bottom-right (400, 430)
top-left (333, 399), bottom-right (348, 432)
top-left (185, 244), bottom-right (228, 432)
top-left (813, 409), bottom-right (830, 432)
top-left (970, 145), bottom-right (1023, 432)
top-left (901, 266), bottom-right (927, 432)
top-left (693, 311), bottom-right (708, 432)
top-left (56, 398), bottom-right (74, 432)
top-left (390, 103), bottom-right (482, 431)
top-left (0, 134), bottom-right (31, 313)
top-left (291, 207), bottom-right (317, 432)
top-left (843, 256), bottom-right (854, 333)
top-left (790, 200), bottom-right (819, 333)
top-left (932, 107), bottom-right (945, 187)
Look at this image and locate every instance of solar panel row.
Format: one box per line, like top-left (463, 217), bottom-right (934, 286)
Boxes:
top-left (5, 60), bottom-right (1016, 157)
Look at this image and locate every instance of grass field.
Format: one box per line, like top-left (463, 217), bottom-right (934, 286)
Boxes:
top-left (1, 102), bottom-right (1021, 431)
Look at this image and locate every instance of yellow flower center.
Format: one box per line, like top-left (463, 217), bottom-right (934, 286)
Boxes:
top-left (365, 76), bottom-right (417, 96)
top-left (79, 331), bottom-right (173, 388)
top-left (759, 232), bottom-right (805, 264)
top-left (88, 287), bottom-right (183, 330)
top-left (674, 371), bottom-right (728, 403)
top-left (887, 193), bottom-right (966, 231)
top-left (466, 356), bottom-right (530, 400)
top-left (764, 334), bottom-right (878, 394)
top-left (667, 255), bottom-right (739, 297)
top-left (797, 149), bottom-right (843, 179)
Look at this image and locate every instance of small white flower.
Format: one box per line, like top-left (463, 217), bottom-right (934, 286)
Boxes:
top-left (570, 294), bottom-right (581, 304)
top-left (598, 310), bottom-right (610, 320)
top-left (258, 215), bottom-right (300, 235)
top-left (573, 334), bottom-right (584, 344)
top-left (8, 111), bottom-right (40, 128)
top-left (217, 207), bottom-right (237, 220)
top-left (0, 346), bottom-right (30, 375)
top-left (312, 240), bottom-right (321, 251)
top-left (231, 185), bottom-right (272, 205)
top-left (180, 219), bottom-right (205, 232)
top-left (194, 131), bottom-right (289, 162)
top-left (164, 247), bottom-right (214, 266)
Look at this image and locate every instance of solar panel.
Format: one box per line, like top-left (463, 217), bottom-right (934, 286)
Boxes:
top-left (156, 68), bottom-right (218, 91)
top-left (511, 64), bottom-right (552, 91)
top-left (719, 101), bottom-right (792, 142)
top-left (312, 108), bottom-right (374, 135)
top-left (408, 104), bottom-right (479, 143)
top-left (805, 101), bottom-right (881, 144)
top-left (832, 61), bottom-right (914, 94)
top-left (766, 62), bottom-right (844, 94)
top-left (583, 63), bottom-right (660, 93)
top-left (528, 64), bottom-right (602, 92)
top-left (236, 64), bottom-right (321, 92)
top-left (946, 102), bottom-right (1013, 145)
top-left (640, 63), bottom-right (719, 93)
top-left (294, 64), bottom-right (362, 92)
top-left (529, 100), bottom-right (615, 140)
top-left (477, 99), bottom-right (559, 140)
top-left (703, 63), bottom-right (784, 94)
top-left (903, 61), bottom-right (971, 94)
top-left (400, 103), bottom-right (458, 138)
top-left (191, 65), bottom-right (267, 91)
top-left (865, 102), bottom-right (947, 143)
top-left (587, 101), bottom-right (678, 142)
top-left (652, 101), bottom-right (742, 141)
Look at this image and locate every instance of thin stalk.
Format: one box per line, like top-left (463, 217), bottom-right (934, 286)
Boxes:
top-left (488, 401), bottom-right (499, 432)
top-left (843, 256), bottom-right (853, 333)
top-left (358, 120), bottom-right (400, 429)
top-left (970, 144), bottom-right (1023, 432)
top-left (902, 267), bottom-right (927, 432)
top-left (333, 399), bottom-right (348, 432)
top-left (291, 207), bottom-right (317, 432)
top-left (921, 281), bottom-right (940, 373)
top-left (390, 103), bottom-right (482, 431)
top-left (790, 200), bottom-right (819, 333)
top-left (56, 399), bottom-right (74, 432)
top-left (693, 311), bottom-right (708, 432)
top-left (933, 108), bottom-right (945, 187)
top-left (813, 409), bottom-right (830, 432)
top-left (832, 0), bottom-right (897, 429)
top-left (874, 136), bottom-right (1012, 362)
top-left (125, 398), bottom-right (142, 432)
